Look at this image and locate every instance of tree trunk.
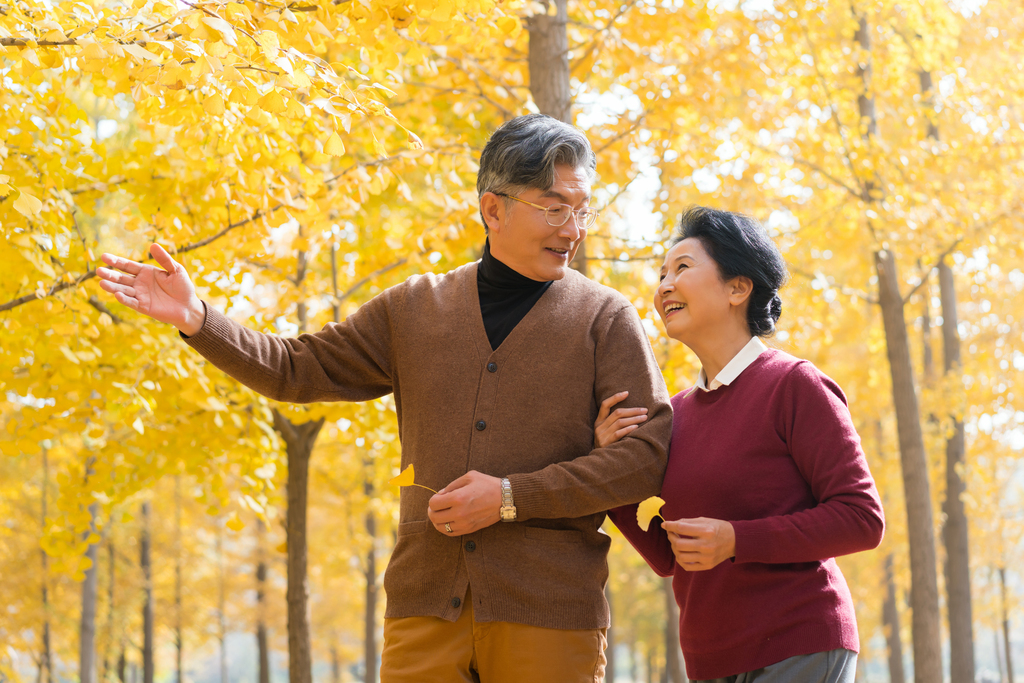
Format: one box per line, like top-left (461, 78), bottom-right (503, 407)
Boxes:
top-left (364, 474), bottom-right (378, 683)
top-left (273, 411), bottom-right (325, 683)
top-left (217, 527), bottom-right (228, 683)
top-left (81, 501), bottom-right (101, 683)
top-left (271, 242), bottom-right (325, 683)
top-left (103, 538), bottom-right (116, 683)
top-left (605, 583), bottom-right (615, 683)
top-left (996, 627), bottom-right (1006, 683)
top-left (331, 645), bottom-right (341, 683)
top-left (527, 0), bottom-right (571, 123)
top-left (938, 259), bottom-right (975, 682)
top-left (882, 554), bottom-right (906, 683)
top-left (874, 249), bottom-right (942, 683)
top-left (175, 477), bottom-right (184, 683)
top-left (662, 577), bottom-right (686, 683)
top-left (527, 0), bottom-right (590, 279)
top-left (141, 501), bottom-right (155, 683)
top-left (39, 449), bottom-right (52, 683)
top-left (1002, 567), bottom-right (1014, 683)
top-left (257, 520), bottom-right (271, 683)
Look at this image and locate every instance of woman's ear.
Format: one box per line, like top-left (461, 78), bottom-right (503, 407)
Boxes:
top-left (479, 192), bottom-right (505, 234)
top-left (728, 275), bottom-right (754, 306)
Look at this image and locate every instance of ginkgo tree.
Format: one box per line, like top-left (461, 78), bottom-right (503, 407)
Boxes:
top-left (4, 0), bottom-right (1024, 681)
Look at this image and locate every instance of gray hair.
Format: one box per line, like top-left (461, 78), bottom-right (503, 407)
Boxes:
top-left (477, 114), bottom-right (597, 231)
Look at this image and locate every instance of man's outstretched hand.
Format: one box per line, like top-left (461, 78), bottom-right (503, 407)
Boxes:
top-left (97, 244), bottom-right (207, 336)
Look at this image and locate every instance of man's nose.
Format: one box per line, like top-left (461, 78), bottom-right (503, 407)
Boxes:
top-left (558, 216), bottom-right (582, 241)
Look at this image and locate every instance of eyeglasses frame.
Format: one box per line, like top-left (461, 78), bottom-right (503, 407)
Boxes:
top-left (492, 192), bottom-right (599, 229)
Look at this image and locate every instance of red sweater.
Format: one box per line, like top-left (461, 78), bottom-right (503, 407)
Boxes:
top-left (609, 349), bottom-right (884, 680)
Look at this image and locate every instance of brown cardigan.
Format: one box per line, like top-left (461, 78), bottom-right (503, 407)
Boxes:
top-left (184, 261), bottom-right (672, 629)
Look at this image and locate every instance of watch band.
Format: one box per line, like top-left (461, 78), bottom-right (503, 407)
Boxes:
top-left (500, 477), bottom-right (516, 521)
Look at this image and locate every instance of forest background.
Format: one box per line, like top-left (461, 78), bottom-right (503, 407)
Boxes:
top-left (1, 0), bottom-right (1023, 682)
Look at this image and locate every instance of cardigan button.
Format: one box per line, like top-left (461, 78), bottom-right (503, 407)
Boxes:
top-left (476, 420), bottom-right (486, 431)
top-left (465, 540), bottom-right (476, 552)
top-left (451, 597), bottom-right (462, 608)
top-left (487, 362), bottom-right (497, 373)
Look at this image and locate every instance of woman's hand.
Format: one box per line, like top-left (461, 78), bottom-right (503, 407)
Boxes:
top-left (662, 517), bottom-right (736, 571)
top-left (594, 391), bottom-right (649, 448)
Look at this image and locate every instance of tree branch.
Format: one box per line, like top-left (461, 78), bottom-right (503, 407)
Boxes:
top-left (0, 205), bottom-right (279, 314)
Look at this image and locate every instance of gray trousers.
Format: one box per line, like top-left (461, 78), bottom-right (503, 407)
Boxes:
top-left (693, 648), bottom-right (857, 683)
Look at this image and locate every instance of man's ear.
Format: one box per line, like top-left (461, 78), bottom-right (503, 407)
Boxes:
top-left (479, 192), bottom-right (505, 234)
top-left (728, 275), bottom-right (754, 306)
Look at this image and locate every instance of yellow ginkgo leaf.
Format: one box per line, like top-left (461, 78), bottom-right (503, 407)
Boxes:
top-left (324, 131), bottom-right (346, 156)
top-left (389, 464), bottom-right (438, 493)
top-left (226, 514), bottom-right (245, 532)
top-left (389, 463), bottom-right (416, 487)
top-left (275, 541), bottom-right (288, 554)
top-left (13, 190), bottom-right (43, 217)
top-left (637, 496), bottom-right (666, 532)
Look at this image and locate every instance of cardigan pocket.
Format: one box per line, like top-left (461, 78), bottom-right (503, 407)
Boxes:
top-left (523, 525), bottom-right (584, 545)
top-left (397, 520), bottom-right (429, 536)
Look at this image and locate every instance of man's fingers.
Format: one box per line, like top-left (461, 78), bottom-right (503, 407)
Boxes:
top-left (427, 491), bottom-right (454, 512)
top-left (113, 292), bottom-right (140, 310)
top-left (100, 253), bottom-right (143, 276)
top-left (100, 281), bottom-right (136, 298)
top-left (149, 243), bottom-right (178, 273)
top-left (96, 267), bottom-right (135, 286)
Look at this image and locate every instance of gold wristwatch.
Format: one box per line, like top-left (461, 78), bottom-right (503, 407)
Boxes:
top-left (499, 477), bottom-right (517, 522)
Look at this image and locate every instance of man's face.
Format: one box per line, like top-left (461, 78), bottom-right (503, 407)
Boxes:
top-left (484, 164), bottom-right (592, 282)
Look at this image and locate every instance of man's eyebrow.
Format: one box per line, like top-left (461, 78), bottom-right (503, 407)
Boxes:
top-left (539, 189), bottom-right (592, 204)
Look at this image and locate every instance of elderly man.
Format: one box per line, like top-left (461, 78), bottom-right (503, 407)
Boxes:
top-left (97, 114), bottom-right (672, 682)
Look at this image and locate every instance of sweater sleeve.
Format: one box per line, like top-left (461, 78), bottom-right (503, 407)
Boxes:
top-left (508, 304), bottom-right (672, 520)
top-left (607, 504), bottom-right (677, 578)
top-left (731, 362), bottom-right (885, 564)
top-left (180, 292), bottom-right (395, 404)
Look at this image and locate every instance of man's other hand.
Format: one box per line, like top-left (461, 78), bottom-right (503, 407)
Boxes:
top-left (97, 244), bottom-right (206, 336)
top-left (428, 470), bottom-right (502, 536)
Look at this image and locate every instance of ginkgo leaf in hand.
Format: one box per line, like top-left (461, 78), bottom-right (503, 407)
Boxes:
top-left (13, 190), bottom-right (43, 217)
top-left (637, 496), bottom-right (666, 532)
top-left (389, 464), bottom-right (438, 493)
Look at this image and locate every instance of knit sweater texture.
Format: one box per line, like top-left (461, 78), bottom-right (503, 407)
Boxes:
top-left (184, 261), bottom-right (672, 629)
top-left (608, 349), bottom-right (884, 679)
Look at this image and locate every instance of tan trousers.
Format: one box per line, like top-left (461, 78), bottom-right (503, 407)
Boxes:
top-left (380, 591), bottom-right (607, 683)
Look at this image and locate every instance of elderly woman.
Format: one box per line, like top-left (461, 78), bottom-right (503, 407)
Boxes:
top-left (599, 207), bottom-right (884, 683)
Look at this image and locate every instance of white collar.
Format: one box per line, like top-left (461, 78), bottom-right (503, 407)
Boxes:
top-left (695, 337), bottom-right (768, 391)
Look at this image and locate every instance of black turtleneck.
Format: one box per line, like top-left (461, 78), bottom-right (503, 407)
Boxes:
top-left (477, 240), bottom-right (553, 351)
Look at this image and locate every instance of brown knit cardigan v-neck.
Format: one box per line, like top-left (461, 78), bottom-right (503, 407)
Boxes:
top-left (183, 261), bottom-right (672, 630)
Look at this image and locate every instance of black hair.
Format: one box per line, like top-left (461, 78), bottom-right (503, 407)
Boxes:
top-left (671, 206), bottom-right (788, 337)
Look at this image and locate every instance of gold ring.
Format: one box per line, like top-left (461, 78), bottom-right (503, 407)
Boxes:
top-left (445, 522), bottom-right (452, 534)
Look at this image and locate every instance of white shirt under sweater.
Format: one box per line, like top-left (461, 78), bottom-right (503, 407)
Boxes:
top-left (694, 336), bottom-right (769, 392)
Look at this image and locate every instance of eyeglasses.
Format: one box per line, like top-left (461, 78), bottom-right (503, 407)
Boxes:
top-left (494, 193), bottom-right (600, 229)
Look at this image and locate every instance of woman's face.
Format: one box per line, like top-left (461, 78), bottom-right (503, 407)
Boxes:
top-left (655, 237), bottom-right (737, 344)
